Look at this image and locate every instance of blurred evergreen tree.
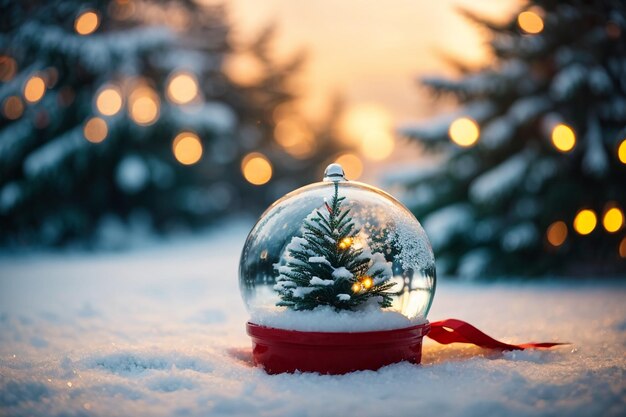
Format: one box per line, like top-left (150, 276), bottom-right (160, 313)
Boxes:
top-left (0, 0), bottom-right (347, 246)
top-left (400, 0), bottom-right (626, 277)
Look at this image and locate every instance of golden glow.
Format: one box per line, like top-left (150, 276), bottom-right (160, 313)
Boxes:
top-left (351, 282), bottom-right (362, 293)
top-left (619, 237), bottom-right (626, 259)
top-left (0, 55), bottom-right (17, 82)
top-left (334, 153), bottom-right (363, 180)
top-left (603, 207), bottom-right (624, 233)
top-left (618, 139), bottom-right (626, 164)
top-left (223, 52), bottom-right (265, 86)
top-left (449, 117), bottom-right (479, 147)
top-left (23, 75), bottom-right (46, 103)
top-left (546, 221), bottom-right (567, 247)
top-left (241, 152), bottom-right (273, 185)
top-left (274, 118), bottom-right (316, 158)
top-left (339, 103), bottom-right (395, 160)
top-left (96, 86), bottom-right (123, 116)
top-left (338, 237), bottom-right (353, 250)
top-left (167, 72), bottom-right (199, 104)
top-left (83, 117), bottom-right (108, 143)
top-left (3, 96), bottom-right (24, 120)
top-left (129, 86), bottom-right (159, 125)
top-left (573, 209), bottom-right (597, 235)
top-left (75, 11), bottom-right (100, 35)
top-left (361, 276), bottom-right (373, 289)
top-left (172, 132), bottom-right (203, 165)
top-left (551, 124), bottom-right (576, 152)
top-left (518, 11), bottom-right (544, 34)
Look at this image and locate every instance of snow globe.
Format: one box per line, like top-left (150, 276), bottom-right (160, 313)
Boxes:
top-left (239, 163), bottom-right (436, 374)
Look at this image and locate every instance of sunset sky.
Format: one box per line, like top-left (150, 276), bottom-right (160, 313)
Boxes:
top-left (217, 0), bottom-right (521, 178)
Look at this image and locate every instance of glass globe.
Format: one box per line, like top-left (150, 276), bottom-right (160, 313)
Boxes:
top-left (239, 164), bottom-right (436, 321)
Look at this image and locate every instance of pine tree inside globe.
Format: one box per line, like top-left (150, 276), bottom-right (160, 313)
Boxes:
top-left (240, 163), bottom-right (436, 374)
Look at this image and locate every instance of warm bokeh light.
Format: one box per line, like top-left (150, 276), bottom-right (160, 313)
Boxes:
top-left (546, 221), bottom-right (568, 247)
top-left (96, 86), bottom-right (123, 116)
top-left (83, 117), bottom-right (108, 143)
top-left (551, 124), bottom-right (576, 152)
top-left (517, 10), bottom-right (544, 34)
top-left (573, 209), bottom-right (597, 235)
top-left (241, 152), bottom-right (273, 185)
top-left (223, 52), bottom-right (265, 86)
top-left (334, 153), bottom-right (363, 180)
top-left (361, 276), bottom-right (373, 289)
top-left (2, 96), bottom-right (24, 120)
top-left (351, 282), bottom-right (362, 293)
top-left (603, 206), bottom-right (624, 233)
top-left (339, 103), bottom-right (395, 160)
top-left (23, 75), bottom-right (46, 103)
top-left (129, 86), bottom-right (159, 125)
top-left (620, 237), bottom-right (626, 259)
top-left (75, 11), bottom-right (100, 35)
top-left (618, 139), bottom-right (626, 164)
top-left (449, 117), bottom-right (479, 147)
top-left (167, 72), bottom-right (199, 105)
top-left (0, 55), bottom-right (17, 82)
top-left (274, 118), bottom-right (316, 159)
top-left (338, 237), bottom-right (353, 250)
top-left (172, 132), bottom-right (203, 165)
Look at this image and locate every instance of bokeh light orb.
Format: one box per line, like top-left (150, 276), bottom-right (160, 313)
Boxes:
top-left (75, 10), bottom-right (100, 35)
top-left (172, 132), bottom-right (203, 165)
top-left (449, 117), bottom-right (479, 147)
top-left (573, 209), bottom-right (597, 235)
top-left (239, 164), bottom-right (436, 320)
top-left (242, 153), bottom-right (273, 185)
top-left (551, 124), bottom-right (576, 152)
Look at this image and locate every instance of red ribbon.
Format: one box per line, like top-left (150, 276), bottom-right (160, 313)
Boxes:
top-left (428, 318), bottom-right (568, 351)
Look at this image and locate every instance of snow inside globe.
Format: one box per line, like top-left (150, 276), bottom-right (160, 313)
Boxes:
top-left (239, 163), bottom-right (436, 332)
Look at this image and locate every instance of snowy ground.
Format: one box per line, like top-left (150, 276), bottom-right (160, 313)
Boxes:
top-left (1, 222), bottom-right (625, 417)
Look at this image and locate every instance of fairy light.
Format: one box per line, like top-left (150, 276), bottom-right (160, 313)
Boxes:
top-left (551, 124), bottom-right (576, 152)
top-left (172, 132), bottom-right (203, 165)
top-left (129, 85), bottom-right (159, 125)
top-left (24, 75), bottom-right (46, 103)
top-left (546, 221), bottom-right (568, 247)
top-left (241, 152), bottom-right (273, 185)
top-left (96, 86), bottom-right (123, 116)
top-left (619, 237), bottom-right (626, 259)
top-left (0, 55), bottom-right (17, 82)
top-left (338, 237), bottom-right (353, 250)
top-left (449, 117), bottom-right (479, 147)
top-left (518, 10), bottom-right (544, 34)
top-left (83, 117), bottom-right (108, 143)
top-left (603, 206), bottom-right (624, 233)
top-left (351, 282), bottom-right (362, 293)
top-left (618, 139), bottom-right (626, 164)
top-left (166, 71), bottom-right (199, 105)
top-left (2, 96), bottom-right (24, 120)
top-left (75, 11), bottom-right (100, 35)
top-left (334, 153), bottom-right (363, 180)
top-left (361, 276), bottom-right (373, 289)
top-left (573, 209), bottom-right (597, 235)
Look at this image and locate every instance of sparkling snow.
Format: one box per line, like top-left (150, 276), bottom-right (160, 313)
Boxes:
top-left (1, 222), bottom-right (625, 417)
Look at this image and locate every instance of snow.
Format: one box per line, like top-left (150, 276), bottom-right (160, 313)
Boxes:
top-left (249, 305), bottom-right (424, 332)
top-left (309, 277), bottom-right (334, 286)
top-left (331, 267), bottom-right (353, 280)
top-left (469, 150), bottom-right (532, 205)
top-left (1, 221), bottom-right (625, 417)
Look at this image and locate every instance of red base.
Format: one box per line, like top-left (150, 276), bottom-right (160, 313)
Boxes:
top-left (246, 321), bottom-right (430, 374)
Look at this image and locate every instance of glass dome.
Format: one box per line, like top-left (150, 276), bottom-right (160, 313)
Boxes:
top-left (239, 164), bottom-right (436, 320)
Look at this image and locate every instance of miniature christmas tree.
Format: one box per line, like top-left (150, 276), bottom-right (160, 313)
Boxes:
top-left (274, 181), bottom-right (396, 310)
top-left (399, 0), bottom-right (626, 277)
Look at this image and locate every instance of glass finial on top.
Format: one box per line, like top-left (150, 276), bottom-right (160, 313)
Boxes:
top-left (323, 163), bottom-right (346, 182)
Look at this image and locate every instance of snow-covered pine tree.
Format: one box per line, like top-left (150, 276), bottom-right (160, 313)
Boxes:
top-left (399, 0), bottom-right (626, 277)
top-left (275, 180), bottom-right (396, 310)
top-left (0, 0), bottom-right (345, 246)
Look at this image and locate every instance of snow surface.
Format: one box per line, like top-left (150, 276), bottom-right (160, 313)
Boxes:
top-left (1, 221), bottom-right (625, 417)
top-left (249, 306), bottom-right (425, 333)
